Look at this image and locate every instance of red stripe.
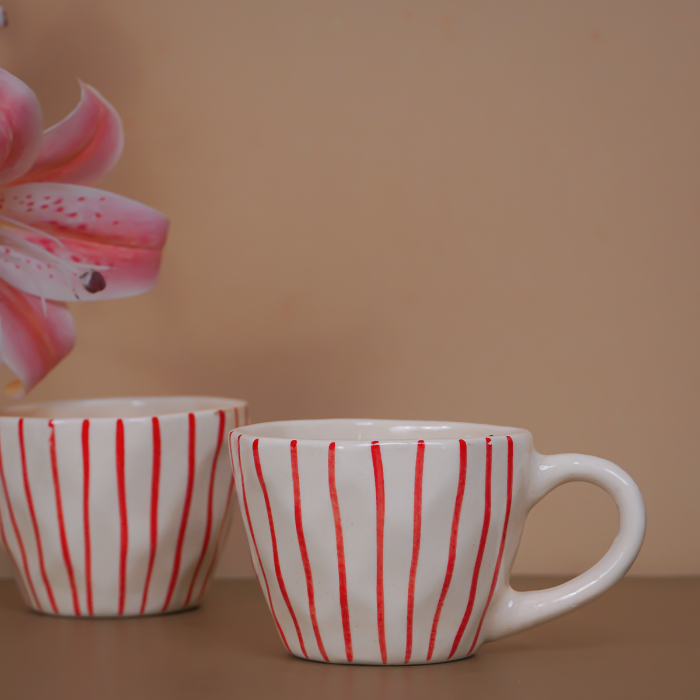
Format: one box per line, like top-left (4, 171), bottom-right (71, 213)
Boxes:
top-left (290, 440), bottom-right (329, 661)
top-left (197, 437), bottom-right (235, 601)
top-left (197, 473), bottom-right (234, 602)
top-left (0, 429), bottom-right (41, 609)
top-left (81, 420), bottom-right (93, 615)
top-left (234, 435), bottom-right (291, 651)
top-left (328, 442), bottom-right (353, 662)
top-left (19, 419), bottom-right (58, 614)
top-left (140, 417), bottom-right (161, 614)
top-left (184, 410), bottom-right (226, 607)
top-left (427, 439), bottom-right (467, 660)
top-left (162, 413), bottom-right (197, 612)
top-left (48, 421), bottom-right (81, 615)
top-left (116, 419), bottom-right (128, 616)
top-left (405, 440), bottom-right (425, 664)
top-left (448, 437), bottom-right (493, 659)
top-left (466, 436), bottom-right (514, 656)
top-left (0, 478), bottom-right (31, 605)
top-left (253, 438), bottom-right (308, 657)
top-left (196, 415), bottom-right (236, 602)
top-left (234, 407), bottom-right (240, 427)
top-left (370, 441), bottom-right (387, 664)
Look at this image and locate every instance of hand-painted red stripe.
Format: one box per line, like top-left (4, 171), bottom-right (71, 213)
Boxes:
top-left (184, 410), bottom-right (226, 607)
top-left (197, 471), bottom-right (234, 603)
top-left (18, 419), bottom-right (58, 614)
top-left (448, 437), bottom-right (493, 659)
top-left (162, 413), bottom-right (197, 612)
top-left (370, 441), bottom-right (387, 665)
top-left (196, 415), bottom-right (236, 601)
top-left (328, 442), bottom-right (353, 662)
top-left (234, 407), bottom-right (240, 428)
top-left (290, 440), bottom-right (329, 661)
top-left (253, 438), bottom-right (308, 658)
top-left (466, 436), bottom-right (515, 656)
top-left (197, 439), bottom-right (236, 601)
top-left (405, 440), bottom-right (425, 664)
top-left (81, 420), bottom-right (93, 615)
top-left (115, 419), bottom-right (128, 616)
top-left (48, 421), bottom-right (81, 615)
top-left (0, 430), bottom-right (41, 610)
top-left (233, 435), bottom-right (291, 652)
top-left (139, 417), bottom-right (162, 614)
top-left (0, 482), bottom-right (31, 605)
top-left (197, 474), bottom-right (234, 601)
top-left (427, 439), bottom-right (467, 660)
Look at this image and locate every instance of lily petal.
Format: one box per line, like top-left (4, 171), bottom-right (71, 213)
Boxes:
top-left (0, 223), bottom-right (163, 301)
top-left (0, 182), bottom-right (169, 301)
top-left (0, 183), bottom-right (167, 301)
top-left (0, 69), bottom-right (43, 187)
top-left (0, 183), bottom-right (168, 249)
top-left (0, 278), bottom-right (75, 397)
top-left (13, 82), bottom-right (124, 186)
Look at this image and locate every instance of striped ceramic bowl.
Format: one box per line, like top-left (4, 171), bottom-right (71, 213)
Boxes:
top-left (0, 396), bottom-right (247, 616)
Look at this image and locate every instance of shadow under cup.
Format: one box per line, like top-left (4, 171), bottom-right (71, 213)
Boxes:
top-left (0, 396), bottom-right (248, 617)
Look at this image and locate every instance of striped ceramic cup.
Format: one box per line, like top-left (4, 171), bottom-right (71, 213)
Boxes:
top-left (0, 396), bottom-right (248, 617)
top-left (230, 419), bottom-right (645, 665)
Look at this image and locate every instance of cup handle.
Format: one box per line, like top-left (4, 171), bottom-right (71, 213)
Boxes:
top-left (481, 452), bottom-right (646, 643)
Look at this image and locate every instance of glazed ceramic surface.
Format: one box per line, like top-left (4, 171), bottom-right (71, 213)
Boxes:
top-left (230, 419), bottom-right (646, 665)
top-left (0, 396), bottom-right (248, 617)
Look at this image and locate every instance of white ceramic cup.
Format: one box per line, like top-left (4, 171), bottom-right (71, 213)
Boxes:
top-left (0, 396), bottom-right (248, 617)
top-left (230, 418), bottom-right (645, 665)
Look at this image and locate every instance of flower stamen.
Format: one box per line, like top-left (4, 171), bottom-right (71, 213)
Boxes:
top-left (0, 213), bottom-right (111, 295)
top-left (79, 270), bottom-right (106, 293)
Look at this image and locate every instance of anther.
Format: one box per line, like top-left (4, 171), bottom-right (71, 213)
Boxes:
top-left (79, 270), bottom-right (106, 293)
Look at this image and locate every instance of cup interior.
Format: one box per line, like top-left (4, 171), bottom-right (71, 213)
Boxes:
top-left (0, 396), bottom-right (246, 420)
top-left (235, 418), bottom-right (527, 442)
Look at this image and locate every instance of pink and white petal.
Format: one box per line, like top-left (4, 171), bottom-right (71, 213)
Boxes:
top-left (0, 225), bottom-right (163, 301)
top-left (64, 238), bottom-right (163, 300)
top-left (0, 70), bottom-right (43, 187)
top-left (0, 183), bottom-right (168, 249)
top-left (0, 278), bottom-right (75, 397)
top-left (13, 82), bottom-right (124, 186)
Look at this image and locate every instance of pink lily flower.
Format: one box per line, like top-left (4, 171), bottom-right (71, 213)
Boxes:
top-left (0, 69), bottom-right (168, 397)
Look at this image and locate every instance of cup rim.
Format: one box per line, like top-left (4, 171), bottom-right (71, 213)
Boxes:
top-left (0, 395), bottom-right (247, 421)
top-left (232, 418), bottom-right (530, 444)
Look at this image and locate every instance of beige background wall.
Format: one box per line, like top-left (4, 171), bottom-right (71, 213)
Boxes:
top-left (0, 0), bottom-right (697, 579)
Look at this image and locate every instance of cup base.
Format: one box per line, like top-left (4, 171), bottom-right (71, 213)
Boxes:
top-left (25, 603), bottom-right (201, 619)
top-left (288, 651), bottom-right (477, 666)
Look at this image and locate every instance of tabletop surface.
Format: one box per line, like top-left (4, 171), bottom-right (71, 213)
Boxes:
top-left (0, 576), bottom-right (697, 700)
